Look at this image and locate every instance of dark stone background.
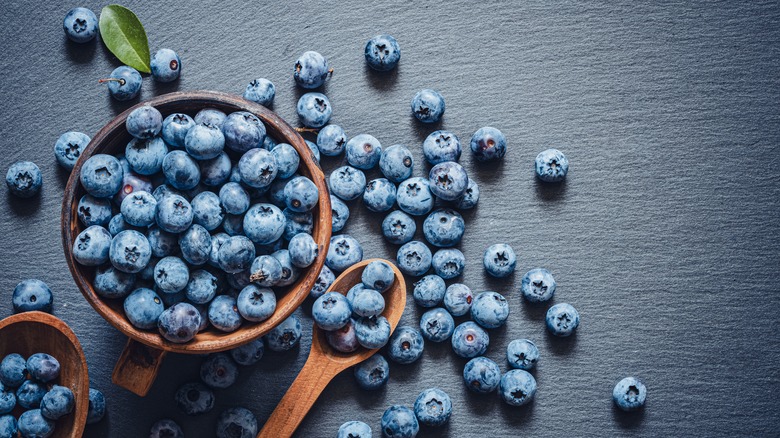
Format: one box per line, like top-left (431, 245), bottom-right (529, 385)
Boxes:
top-left (1, 1), bottom-right (778, 436)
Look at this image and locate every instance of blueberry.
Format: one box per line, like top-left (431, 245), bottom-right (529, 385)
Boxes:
top-left (208, 232), bottom-right (229, 267)
top-left (265, 314), bottom-right (302, 352)
top-left (413, 275), bottom-right (445, 307)
top-left (17, 409), bottom-right (53, 437)
top-left (150, 419), bottom-right (184, 438)
top-left (238, 148), bottom-right (277, 188)
top-left (123, 288), bottom-right (164, 329)
top-left (363, 178), bottom-right (396, 213)
top-left (247, 255), bottom-right (281, 287)
top-left (312, 292), bottom-right (352, 331)
top-left (361, 260), bottom-right (395, 293)
top-left (40, 385), bottom-right (74, 420)
top-left (124, 137), bottom-right (168, 176)
top-left (150, 48), bottom-right (181, 82)
top-left (507, 339), bottom-right (540, 370)
top-left (155, 194), bottom-right (193, 233)
top-left (267, 176), bottom-right (291, 207)
top-left (243, 203), bottom-right (285, 244)
top-left (174, 382), bottom-right (215, 416)
top-left (216, 407), bottom-right (258, 438)
top-left (545, 303), bottom-right (580, 337)
top-left (218, 236), bottom-right (256, 273)
top-left (326, 235), bottom-right (363, 272)
top-left (162, 150), bottom-right (201, 190)
top-left (520, 268), bottom-right (556, 303)
top-left (426, 131), bottom-right (463, 165)
top-left (328, 166), bottom-right (366, 201)
top-left (219, 182), bottom-right (250, 215)
top-left (346, 134), bottom-right (382, 170)
top-left (454, 178), bottom-right (480, 210)
top-left (237, 285), bottom-right (276, 322)
top-left (535, 148), bottom-right (569, 182)
top-left (152, 184), bottom-right (185, 203)
top-left (161, 113), bottom-right (194, 148)
top-left (387, 326), bottom-right (424, 365)
top-left (443, 283), bottom-right (472, 317)
top-left (271, 249), bottom-right (300, 287)
top-left (423, 209), bottom-right (464, 248)
top-left (297, 92), bottom-right (332, 128)
top-left (243, 78), bottom-right (275, 106)
top-left (326, 319), bottom-right (360, 353)
top-left (381, 210), bottom-right (416, 245)
top-left (185, 123), bottom-right (225, 161)
top-left (200, 152), bottom-right (232, 187)
top-left (381, 405), bottom-right (419, 438)
top-left (0, 415), bottom-right (15, 438)
top-left (283, 208), bottom-right (313, 241)
top-left (471, 291), bottom-right (509, 329)
top-left (414, 388), bottom-right (452, 427)
top-left (158, 302), bottom-right (202, 343)
top-left (73, 225), bottom-right (112, 266)
top-left (5, 161), bottom-right (41, 198)
top-left (338, 420), bottom-right (372, 438)
top-left (109, 230), bottom-right (151, 273)
top-left (12, 279), bottom-right (53, 313)
top-left (26, 353), bottom-right (59, 383)
top-left (182, 270), bottom-right (217, 305)
top-left (86, 388), bottom-right (106, 424)
top-left (419, 308), bottom-right (455, 343)
top-left (306, 140), bottom-right (321, 162)
top-left (307, 265), bottom-right (334, 299)
top-left (284, 176), bottom-right (319, 212)
top-left (379, 144), bottom-right (414, 183)
top-left (199, 353), bottom-right (238, 390)
top-left (499, 369), bottom-right (537, 407)
top-left (115, 172), bottom-right (154, 208)
top-left (194, 108), bottom-right (227, 128)
top-left (190, 191), bottom-right (223, 231)
top-left (317, 124), bottom-right (347, 156)
top-left (294, 51), bottom-right (331, 89)
top-left (346, 284), bottom-right (365, 308)
top-left (159, 289), bottom-right (187, 308)
top-left (354, 315), bottom-right (391, 350)
top-left (118, 190), bottom-right (155, 227)
top-left (230, 338), bottom-right (265, 366)
top-left (411, 89), bottom-right (445, 123)
top-left (93, 266), bottom-right (135, 299)
top-left (262, 135), bottom-right (278, 151)
top-left (108, 213), bottom-right (136, 236)
top-left (352, 288), bottom-right (385, 317)
top-left (613, 377), bottom-right (647, 411)
top-left (463, 356), bottom-right (501, 393)
top-left (470, 127), bottom-right (506, 162)
top-left (0, 354), bottom-right (26, 388)
top-left (16, 380), bottom-right (46, 409)
top-left (76, 195), bottom-right (111, 227)
top-left (353, 353), bottom-right (389, 390)
top-left (396, 241), bottom-right (432, 277)
top-left (286, 233), bottom-right (317, 268)
top-left (330, 195), bottom-right (350, 233)
top-left (101, 66), bottom-right (142, 101)
top-left (483, 243), bottom-right (516, 278)
top-left (271, 143), bottom-right (300, 179)
top-left (0, 385), bottom-right (13, 415)
top-left (224, 112), bottom-right (266, 153)
top-left (54, 131), bottom-right (89, 171)
top-left (365, 34), bottom-right (400, 71)
top-left (451, 321), bottom-right (489, 358)
top-left (428, 161), bottom-right (468, 201)
top-left (126, 105), bottom-right (162, 140)
top-left (431, 248), bottom-right (465, 279)
top-left (177, 225), bottom-right (210, 266)
top-left (63, 7), bottom-right (97, 42)
top-left (396, 177), bottom-right (434, 216)
top-left (153, 256), bottom-right (189, 294)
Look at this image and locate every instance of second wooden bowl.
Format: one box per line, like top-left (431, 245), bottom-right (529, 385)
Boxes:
top-left (60, 91), bottom-right (332, 395)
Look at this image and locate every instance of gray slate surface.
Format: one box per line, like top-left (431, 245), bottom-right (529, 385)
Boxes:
top-left (1, 0), bottom-right (779, 436)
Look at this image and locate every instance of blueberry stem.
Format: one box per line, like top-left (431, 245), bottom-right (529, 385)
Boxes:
top-left (98, 77), bottom-right (126, 86)
top-left (295, 127), bottom-right (319, 134)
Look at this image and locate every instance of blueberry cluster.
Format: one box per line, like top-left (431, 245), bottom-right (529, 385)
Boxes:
top-left (0, 353), bottom-right (104, 437)
top-left (71, 103), bottom-right (322, 344)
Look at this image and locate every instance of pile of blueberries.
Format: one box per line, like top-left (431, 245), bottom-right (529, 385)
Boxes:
top-left (0, 352), bottom-right (102, 437)
top-left (2, 6), bottom-right (649, 437)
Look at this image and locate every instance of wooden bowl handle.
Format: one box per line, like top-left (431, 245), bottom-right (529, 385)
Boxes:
top-left (257, 354), bottom-right (343, 437)
top-left (111, 338), bottom-right (167, 397)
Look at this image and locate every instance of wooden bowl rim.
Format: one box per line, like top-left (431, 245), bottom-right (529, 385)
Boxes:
top-left (60, 90), bottom-right (332, 354)
top-left (0, 311), bottom-right (89, 437)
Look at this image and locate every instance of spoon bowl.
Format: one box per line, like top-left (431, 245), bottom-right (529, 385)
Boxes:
top-left (258, 258), bottom-right (407, 437)
top-left (0, 312), bottom-right (89, 438)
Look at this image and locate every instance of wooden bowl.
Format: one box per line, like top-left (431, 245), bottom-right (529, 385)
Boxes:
top-left (0, 312), bottom-right (89, 437)
top-left (60, 91), bottom-right (331, 395)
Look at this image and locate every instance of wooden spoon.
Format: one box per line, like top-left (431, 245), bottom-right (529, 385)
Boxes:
top-left (257, 258), bottom-right (407, 438)
top-left (0, 311), bottom-right (90, 437)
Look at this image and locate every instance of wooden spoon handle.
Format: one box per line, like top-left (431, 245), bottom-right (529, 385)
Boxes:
top-left (258, 355), bottom-right (342, 438)
top-left (111, 338), bottom-right (167, 397)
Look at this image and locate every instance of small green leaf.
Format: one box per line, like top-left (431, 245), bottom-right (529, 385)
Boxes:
top-left (99, 5), bottom-right (151, 73)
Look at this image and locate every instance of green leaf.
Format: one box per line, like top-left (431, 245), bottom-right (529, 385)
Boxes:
top-left (99, 5), bottom-right (151, 73)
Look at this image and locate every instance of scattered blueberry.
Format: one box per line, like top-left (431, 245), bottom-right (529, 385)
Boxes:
top-left (463, 356), bottom-right (501, 393)
top-left (297, 92), bottom-right (332, 128)
top-left (381, 405), bottom-right (419, 438)
top-left (454, 178), bottom-right (480, 210)
top-left (379, 144), bottom-right (414, 183)
top-left (413, 275), bottom-right (446, 308)
top-left (419, 308), bottom-right (455, 342)
top-left (396, 241), bottom-right (432, 277)
top-left (396, 177), bottom-right (433, 216)
top-left (451, 321), bottom-right (489, 358)
top-left (310, 265), bottom-right (335, 299)
top-left (423, 209), bottom-right (465, 248)
top-left (499, 369), bottom-right (537, 406)
top-left (216, 407), bottom-right (257, 438)
top-left (483, 243), bottom-right (516, 278)
top-left (200, 353), bottom-right (238, 389)
top-left (431, 248), bottom-right (465, 279)
top-left (294, 51), bottom-right (331, 89)
top-left (150, 48), bottom-right (182, 82)
top-left (363, 178), bottom-right (396, 212)
top-left (338, 420), bottom-right (372, 438)
top-left (535, 148), bottom-right (569, 182)
top-left (230, 338), bottom-right (265, 366)
top-left (471, 291), bottom-right (509, 329)
top-left (150, 419), bottom-right (184, 438)
top-left (63, 7), bottom-right (98, 42)
top-left (317, 124), bottom-right (347, 156)
top-left (613, 377), bottom-right (647, 411)
top-left (411, 89), bottom-right (445, 123)
top-left (86, 388), bottom-right (106, 424)
top-left (365, 35), bottom-right (400, 71)
top-left (54, 131), bottom-right (90, 171)
top-left (443, 283), bottom-right (473, 317)
top-left (12, 279), bottom-right (53, 313)
top-left (381, 210), bottom-right (416, 245)
top-left (346, 134), bottom-right (382, 170)
top-left (413, 388), bottom-right (452, 427)
top-left (423, 130), bottom-right (461, 165)
top-left (353, 354), bottom-right (389, 390)
top-left (101, 66), bottom-right (142, 101)
top-left (243, 78), bottom-right (275, 107)
top-left (520, 268), bottom-right (556, 303)
top-left (326, 235), bottom-right (363, 272)
top-left (328, 166), bottom-right (366, 201)
top-left (6, 161), bottom-right (42, 198)
top-left (545, 303), bottom-right (580, 337)
top-left (428, 161), bottom-right (468, 201)
top-left (470, 127), bottom-right (506, 162)
top-left (507, 339), bottom-right (540, 370)
top-left (265, 314), bottom-right (302, 352)
top-left (387, 326), bottom-right (424, 365)
top-left (330, 195), bottom-right (350, 233)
